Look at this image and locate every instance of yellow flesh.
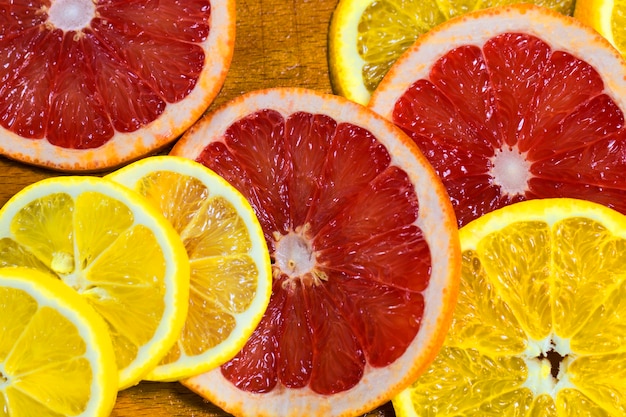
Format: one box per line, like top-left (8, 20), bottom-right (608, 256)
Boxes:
top-left (402, 216), bottom-right (626, 416)
top-left (612, 0), bottom-right (626, 54)
top-left (0, 288), bottom-right (92, 416)
top-left (354, 0), bottom-right (575, 94)
top-left (0, 191), bottom-right (167, 372)
top-left (132, 171), bottom-right (259, 363)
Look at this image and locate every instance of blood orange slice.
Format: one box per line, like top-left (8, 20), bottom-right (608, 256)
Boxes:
top-left (0, 0), bottom-right (235, 171)
top-left (170, 88), bottom-right (461, 417)
top-left (369, 4), bottom-right (626, 227)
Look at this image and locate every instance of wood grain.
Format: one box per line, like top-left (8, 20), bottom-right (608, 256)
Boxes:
top-left (1, 0), bottom-right (399, 415)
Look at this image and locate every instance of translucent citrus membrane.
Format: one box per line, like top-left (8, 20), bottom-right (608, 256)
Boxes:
top-left (128, 171), bottom-right (259, 364)
top-left (407, 217), bottom-right (626, 416)
top-left (356, 0), bottom-right (574, 94)
top-left (0, 288), bottom-right (92, 415)
top-left (0, 191), bottom-right (167, 371)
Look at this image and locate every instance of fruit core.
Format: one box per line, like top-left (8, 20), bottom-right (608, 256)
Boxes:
top-left (273, 225), bottom-right (327, 289)
top-left (489, 146), bottom-right (532, 197)
top-left (47, 0), bottom-right (96, 32)
top-left (524, 336), bottom-right (572, 395)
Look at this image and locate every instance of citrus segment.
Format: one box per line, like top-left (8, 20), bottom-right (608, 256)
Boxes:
top-left (170, 88), bottom-right (460, 416)
top-left (393, 198), bottom-right (626, 417)
top-left (0, 0), bottom-right (235, 171)
top-left (328, 0), bottom-right (575, 105)
top-left (369, 4), bottom-right (626, 227)
top-left (106, 155), bottom-right (272, 382)
top-left (0, 267), bottom-right (117, 417)
top-left (0, 176), bottom-right (190, 389)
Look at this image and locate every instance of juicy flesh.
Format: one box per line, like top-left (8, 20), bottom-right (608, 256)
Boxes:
top-left (408, 217), bottom-right (626, 416)
top-left (0, 287), bottom-right (92, 415)
top-left (356, 0), bottom-right (575, 94)
top-left (196, 110), bottom-right (432, 395)
top-left (0, 191), bottom-right (168, 370)
top-left (0, 0), bottom-right (210, 148)
top-left (392, 32), bottom-right (626, 227)
top-left (131, 171), bottom-right (260, 363)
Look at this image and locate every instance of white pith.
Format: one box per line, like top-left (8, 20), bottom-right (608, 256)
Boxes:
top-left (273, 226), bottom-right (327, 288)
top-left (522, 334), bottom-right (575, 397)
top-left (47, 0), bottom-right (96, 32)
top-left (489, 145), bottom-right (532, 196)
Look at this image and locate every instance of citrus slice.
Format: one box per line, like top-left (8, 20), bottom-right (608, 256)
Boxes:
top-left (575, 0), bottom-right (626, 58)
top-left (106, 155), bottom-right (272, 382)
top-left (368, 4), bottom-right (626, 227)
top-left (0, 176), bottom-right (190, 389)
top-left (170, 87), bottom-right (461, 417)
top-left (393, 197), bottom-right (626, 416)
top-left (328, 0), bottom-right (575, 105)
top-left (0, 0), bottom-right (235, 171)
top-left (0, 266), bottom-right (117, 417)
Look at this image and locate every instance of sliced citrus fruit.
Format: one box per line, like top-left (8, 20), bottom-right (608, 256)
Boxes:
top-left (0, 266), bottom-right (117, 417)
top-left (368, 4), bottom-right (626, 227)
top-left (328, 0), bottom-right (575, 106)
top-left (0, 0), bottom-right (235, 171)
top-left (170, 87), bottom-right (461, 417)
top-left (106, 155), bottom-right (272, 382)
top-left (393, 197), bottom-right (626, 416)
top-left (0, 176), bottom-right (190, 389)
top-left (575, 0), bottom-right (626, 58)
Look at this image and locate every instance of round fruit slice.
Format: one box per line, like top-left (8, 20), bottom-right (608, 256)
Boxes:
top-left (170, 88), bottom-right (461, 417)
top-left (575, 0), bottom-right (626, 58)
top-left (106, 155), bottom-right (272, 382)
top-left (0, 0), bottom-right (235, 171)
top-left (328, 0), bottom-right (575, 105)
top-left (393, 198), bottom-right (626, 416)
top-left (368, 4), bottom-right (626, 227)
top-left (0, 266), bottom-right (117, 417)
top-left (0, 176), bottom-right (190, 389)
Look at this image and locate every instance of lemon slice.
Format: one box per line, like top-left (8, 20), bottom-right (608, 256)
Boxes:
top-left (0, 176), bottom-right (190, 389)
top-left (394, 198), bottom-right (626, 416)
top-left (107, 155), bottom-right (272, 381)
top-left (0, 267), bottom-right (117, 416)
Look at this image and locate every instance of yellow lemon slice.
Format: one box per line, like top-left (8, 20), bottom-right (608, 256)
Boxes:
top-left (107, 155), bottom-right (272, 381)
top-left (394, 198), bottom-right (626, 416)
top-left (0, 267), bottom-right (117, 416)
top-left (0, 176), bottom-right (190, 389)
top-left (329, 0), bottom-right (575, 105)
top-left (575, 0), bottom-right (626, 58)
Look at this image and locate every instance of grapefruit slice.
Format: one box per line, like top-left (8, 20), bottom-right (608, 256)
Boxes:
top-left (368, 4), bottom-right (626, 227)
top-left (0, 0), bottom-right (235, 171)
top-left (170, 88), bottom-right (461, 417)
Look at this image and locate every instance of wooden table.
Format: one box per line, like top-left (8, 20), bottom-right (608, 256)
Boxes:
top-left (0, 0), bottom-right (399, 415)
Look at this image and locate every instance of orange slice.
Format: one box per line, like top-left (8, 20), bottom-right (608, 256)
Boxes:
top-left (394, 198), bottom-right (626, 416)
top-left (368, 4), bottom-right (626, 227)
top-left (107, 155), bottom-right (272, 382)
top-left (329, 0), bottom-right (575, 105)
top-left (0, 267), bottom-right (117, 416)
top-left (0, 0), bottom-right (235, 171)
top-left (171, 87), bottom-right (461, 417)
top-left (575, 0), bottom-right (626, 58)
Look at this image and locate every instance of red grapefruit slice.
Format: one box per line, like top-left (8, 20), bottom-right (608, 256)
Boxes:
top-left (369, 4), bottom-right (626, 227)
top-left (0, 0), bottom-right (234, 171)
top-left (170, 88), bottom-right (461, 417)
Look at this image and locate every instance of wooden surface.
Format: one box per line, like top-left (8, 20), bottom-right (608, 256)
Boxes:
top-left (0, 0), bottom-right (398, 415)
